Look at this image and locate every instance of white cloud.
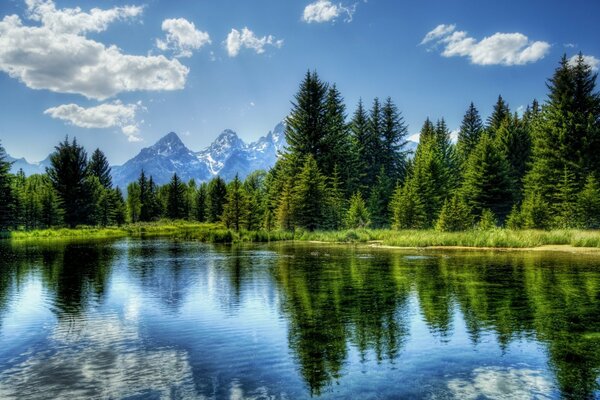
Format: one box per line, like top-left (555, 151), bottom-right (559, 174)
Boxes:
top-left (421, 24), bottom-right (551, 66)
top-left (44, 101), bottom-right (144, 142)
top-left (302, 0), bottom-right (356, 23)
top-left (226, 28), bottom-right (283, 57)
top-left (569, 54), bottom-right (599, 72)
top-left (156, 18), bottom-right (211, 58)
top-left (0, 1), bottom-right (189, 100)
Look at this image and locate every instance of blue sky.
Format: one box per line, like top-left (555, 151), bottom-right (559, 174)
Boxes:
top-left (0, 0), bottom-right (599, 165)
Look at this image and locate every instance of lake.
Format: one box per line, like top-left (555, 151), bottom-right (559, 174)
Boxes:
top-left (0, 238), bottom-right (599, 399)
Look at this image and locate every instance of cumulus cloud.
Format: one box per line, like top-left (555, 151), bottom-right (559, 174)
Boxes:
top-left (44, 101), bottom-right (144, 142)
top-left (421, 24), bottom-right (551, 66)
top-left (226, 28), bottom-right (283, 57)
top-left (0, 0), bottom-right (189, 100)
top-left (156, 18), bottom-right (211, 58)
top-left (302, 0), bottom-right (356, 23)
top-left (568, 54), bottom-right (599, 72)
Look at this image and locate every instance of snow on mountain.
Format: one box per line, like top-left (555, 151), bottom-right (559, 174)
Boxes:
top-left (111, 122), bottom-right (288, 188)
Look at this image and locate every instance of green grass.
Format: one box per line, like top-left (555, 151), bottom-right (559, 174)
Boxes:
top-left (7, 223), bottom-right (600, 249)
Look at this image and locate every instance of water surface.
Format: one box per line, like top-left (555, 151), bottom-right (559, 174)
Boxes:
top-left (0, 239), bottom-right (599, 399)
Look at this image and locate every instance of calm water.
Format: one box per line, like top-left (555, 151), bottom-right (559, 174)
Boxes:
top-left (0, 239), bottom-right (599, 399)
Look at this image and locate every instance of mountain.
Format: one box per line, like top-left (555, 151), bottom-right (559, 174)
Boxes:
top-left (6, 154), bottom-right (51, 175)
top-left (111, 122), bottom-right (287, 188)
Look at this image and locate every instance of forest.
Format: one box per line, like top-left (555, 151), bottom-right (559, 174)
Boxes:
top-left (0, 54), bottom-right (599, 235)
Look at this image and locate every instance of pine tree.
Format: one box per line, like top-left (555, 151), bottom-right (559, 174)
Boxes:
top-left (40, 183), bottom-right (62, 228)
top-left (457, 102), bottom-right (484, 166)
top-left (487, 95), bottom-right (510, 136)
top-left (277, 181), bottom-right (295, 231)
top-left (112, 187), bottom-right (127, 226)
top-left (322, 84), bottom-right (353, 183)
top-left (523, 55), bottom-right (600, 209)
top-left (207, 176), bottom-right (228, 223)
top-left (461, 133), bottom-right (513, 222)
top-left (390, 181), bottom-right (426, 229)
top-left (166, 173), bottom-right (188, 220)
top-left (381, 97), bottom-right (409, 182)
top-left (88, 148), bottom-right (112, 189)
top-left (577, 174), bottom-right (600, 229)
top-left (350, 99), bottom-right (370, 194)
top-left (346, 192), bottom-right (370, 229)
top-left (47, 137), bottom-right (92, 228)
top-left (521, 191), bottom-right (550, 229)
top-left (368, 167), bottom-right (393, 228)
top-left (363, 98), bottom-right (384, 190)
top-left (194, 183), bottom-right (208, 222)
top-left (222, 174), bottom-right (247, 231)
top-left (0, 141), bottom-right (13, 230)
top-left (284, 71), bottom-right (329, 171)
top-left (126, 182), bottom-right (141, 223)
top-left (495, 114), bottom-right (531, 202)
top-left (552, 166), bottom-right (578, 228)
top-left (435, 195), bottom-right (473, 232)
top-left (243, 170), bottom-right (266, 231)
top-left (325, 165), bottom-right (346, 230)
top-left (292, 155), bottom-right (327, 231)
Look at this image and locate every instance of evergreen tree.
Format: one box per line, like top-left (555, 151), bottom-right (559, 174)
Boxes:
top-left (435, 195), bottom-right (473, 232)
top-left (322, 84), bottom-right (353, 184)
top-left (292, 155), bottom-right (327, 231)
top-left (40, 182), bottom-right (62, 228)
top-left (577, 174), bottom-right (600, 229)
top-left (194, 183), bottom-right (208, 222)
top-left (487, 95), bottom-right (510, 136)
top-left (47, 137), bottom-right (92, 228)
top-left (552, 166), bottom-right (578, 228)
top-left (243, 170), bottom-right (266, 231)
top-left (277, 181), bottom-right (295, 231)
top-left (346, 192), bottom-right (370, 229)
top-left (523, 55), bottom-right (600, 208)
top-left (476, 209), bottom-right (498, 231)
top-left (390, 181), bottom-right (427, 229)
top-left (368, 167), bottom-right (393, 228)
top-left (284, 71), bottom-right (329, 171)
top-left (520, 192), bottom-right (550, 229)
top-left (0, 141), bottom-right (13, 230)
top-left (461, 134), bottom-right (513, 222)
top-left (88, 148), bottom-right (112, 189)
top-left (222, 174), bottom-right (247, 231)
top-left (207, 176), bottom-right (228, 223)
top-left (166, 173), bottom-right (188, 220)
top-left (350, 99), bottom-right (370, 194)
top-left (495, 114), bottom-right (531, 202)
top-left (137, 171), bottom-right (161, 222)
top-left (112, 187), bottom-right (127, 226)
top-left (127, 182), bottom-right (141, 223)
top-left (381, 97), bottom-right (409, 182)
top-left (363, 98), bottom-right (384, 190)
top-left (457, 102), bottom-right (484, 166)
top-left (325, 165), bottom-right (346, 230)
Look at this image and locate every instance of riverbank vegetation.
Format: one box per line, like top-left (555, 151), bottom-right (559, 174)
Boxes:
top-left (1, 54), bottom-right (599, 238)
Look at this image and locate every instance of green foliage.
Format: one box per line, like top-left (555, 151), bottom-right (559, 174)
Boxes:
top-left (577, 174), bottom-right (600, 229)
top-left (367, 167), bottom-right (393, 228)
top-left (390, 181), bottom-right (426, 229)
top-left (457, 102), bottom-right (484, 166)
top-left (277, 181), bottom-right (295, 231)
top-left (494, 114), bottom-right (531, 202)
top-left (222, 174), bottom-right (247, 231)
top-left (461, 133), bottom-right (513, 222)
top-left (47, 137), bottom-right (92, 228)
top-left (194, 183), bottom-right (208, 222)
top-left (292, 155), bottom-right (327, 231)
top-left (207, 176), bottom-right (228, 223)
top-left (166, 173), bottom-right (188, 220)
top-left (435, 195), bottom-right (473, 232)
top-left (346, 192), bottom-right (370, 228)
top-left (0, 141), bottom-right (14, 230)
top-left (487, 95), bottom-right (510, 136)
top-left (324, 165), bottom-right (346, 230)
top-left (87, 148), bottom-right (112, 189)
top-left (552, 166), bottom-right (578, 228)
top-left (381, 97), bottom-right (409, 182)
top-left (476, 209), bottom-right (498, 231)
top-left (520, 192), bottom-right (550, 229)
top-left (506, 205), bottom-right (524, 230)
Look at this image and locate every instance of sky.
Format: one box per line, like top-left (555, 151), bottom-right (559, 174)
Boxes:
top-left (0, 0), bottom-right (599, 165)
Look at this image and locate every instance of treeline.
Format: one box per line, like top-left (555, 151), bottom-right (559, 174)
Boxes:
top-left (0, 54), bottom-right (599, 232)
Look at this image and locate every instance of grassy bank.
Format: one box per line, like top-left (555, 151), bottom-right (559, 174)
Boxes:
top-left (7, 223), bottom-right (600, 249)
